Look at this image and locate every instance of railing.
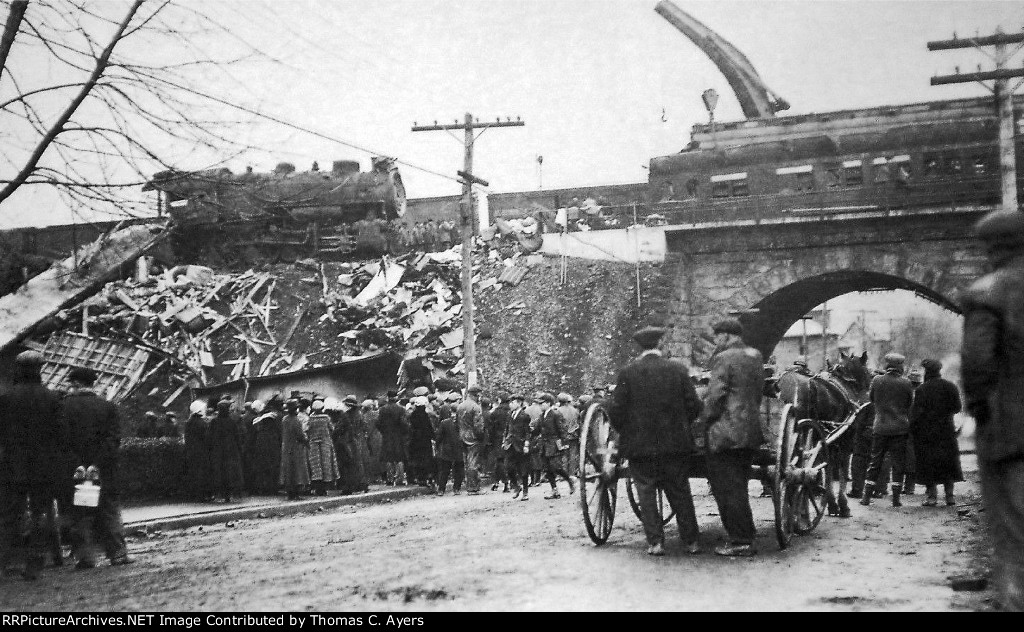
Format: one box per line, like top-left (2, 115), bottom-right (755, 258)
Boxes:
top-left (582, 176), bottom-right (1002, 228)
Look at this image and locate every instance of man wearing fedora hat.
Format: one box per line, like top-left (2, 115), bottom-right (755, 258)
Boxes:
top-left (860, 352), bottom-right (914, 508)
top-left (610, 325), bottom-right (703, 556)
top-left (698, 318), bottom-right (764, 557)
top-left (961, 209), bottom-right (1024, 610)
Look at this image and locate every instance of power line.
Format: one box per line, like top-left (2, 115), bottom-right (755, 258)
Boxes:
top-left (149, 75), bottom-right (462, 185)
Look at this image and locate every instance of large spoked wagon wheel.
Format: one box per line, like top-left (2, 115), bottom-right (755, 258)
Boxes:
top-left (774, 405), bottom-right (832, 549)
top-left (625, 469), bottom-right (676, 526)
top-left (773, 404), bottom-right (797, 549)
top-left (791, 419), bottom-right (831, 534)
top-left (578, 403), bottom-right (619, 545)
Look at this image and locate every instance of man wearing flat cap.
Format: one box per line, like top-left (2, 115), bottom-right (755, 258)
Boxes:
top-left (62, 366), bottom-right (131, 568)
top-left (860, 352), bottom-right (914, 508)
top-left (0, 351), bottom-right (69, 580)
top-left (961, 209), bottom-right (1024, 610)
top-left (610, 326), bottom-right (703, 556)
top-left (698, 318), bottom-right (764, 557)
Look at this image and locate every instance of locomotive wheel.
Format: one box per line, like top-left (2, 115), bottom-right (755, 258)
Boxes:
top-left (792, 419), bottom-right (831, 535)
top-left (578, 403), bottom-right (618, 545)
top-left (625, 471), bottom-right (676, 526)
top-left (773, 404), bottom-right (797, 550)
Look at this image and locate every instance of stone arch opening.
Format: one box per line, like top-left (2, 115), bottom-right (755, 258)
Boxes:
top-left (738, 270), bottom-right (960, 360)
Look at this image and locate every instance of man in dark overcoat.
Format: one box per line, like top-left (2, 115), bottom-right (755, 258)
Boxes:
top-left (502, 394), bottom-right (532, 500)
top-left (961, 209), bottom-right (1024, 611)
top-left (434, 407), bottom-right (465, 496)
top-left (377, 391), bottom-right (410, 486)
top-left (860, 352), bottom-right (914, 508)
top-left (406, 397), bottom-right (436, 488)
top-left (610, 326), bottom-right (703, 556)
top-left (208, 399), bottom-right (245, 502)
top-left (486, 393), bottom-right (511, 492)
top-left (184, 400), bottom-right (211, 501)
top-left (334, 395), bottom-right (369, 494)
top-left (0, 351), bottom-right (70, 580)
top-left (279, 399), bottom-right (309, 500)
top-left (910, 358), bottom-right (963, 507)
top-left (62, 367), bottom-right (131, 568)
top-left (698, 319), bottom-right (765, 557)
top-left (532, 392), bottom-right (575, 499)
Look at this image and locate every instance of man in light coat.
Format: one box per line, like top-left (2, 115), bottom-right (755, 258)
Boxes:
top-left (457, 386), bottom-right (485, 494)
top-left (698, 319), bottom-right (764, 557)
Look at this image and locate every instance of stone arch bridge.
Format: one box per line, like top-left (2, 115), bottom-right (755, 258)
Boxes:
top-left (657, 206), bottom-right (992, 366)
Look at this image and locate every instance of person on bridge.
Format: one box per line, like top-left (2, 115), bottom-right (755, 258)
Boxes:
top-left (609, 326), bottom-right (703, 557)
top-left (961, 209), bottom-right (1024, 611)
top-left (860, 353), bottom-right (914, 508)
top-left (698, 318), bottom-right (764, 557)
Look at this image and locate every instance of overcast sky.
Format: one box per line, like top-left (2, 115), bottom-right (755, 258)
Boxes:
top-left (3, 0), bottom-right (1023, 228)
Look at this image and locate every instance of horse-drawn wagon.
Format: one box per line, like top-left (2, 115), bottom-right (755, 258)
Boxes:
top-left (578, 352), bottom-right (874, 550)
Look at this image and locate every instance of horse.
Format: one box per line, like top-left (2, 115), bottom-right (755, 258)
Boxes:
top-left (774, 351), bottom-right (873, 518)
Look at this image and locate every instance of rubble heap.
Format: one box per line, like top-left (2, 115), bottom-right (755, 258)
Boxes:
top-left (31, 245), bottom-right (551, 405)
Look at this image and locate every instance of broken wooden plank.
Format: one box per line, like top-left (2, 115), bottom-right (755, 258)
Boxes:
top-left (280, 305), bottom-right (308, 349)
top-left (161, 384), bottom-right (187, 408)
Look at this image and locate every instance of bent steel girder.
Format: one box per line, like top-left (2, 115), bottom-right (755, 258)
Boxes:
top-left (655, 0), bottom-right (789, 119)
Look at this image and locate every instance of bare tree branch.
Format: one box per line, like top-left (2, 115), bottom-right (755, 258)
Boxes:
top-left (0, 0), bottom-right (144, 205)
top-left (0, 0), bottom-right (28, 82)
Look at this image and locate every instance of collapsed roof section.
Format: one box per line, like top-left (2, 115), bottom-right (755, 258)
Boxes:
top-left (0, 221), bottom-right (169, 353)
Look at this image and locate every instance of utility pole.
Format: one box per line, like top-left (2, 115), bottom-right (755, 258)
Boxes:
top-left (929, 28), bottom-right (1024, 212)
top-left (411, 114), bottom-right (524, 388)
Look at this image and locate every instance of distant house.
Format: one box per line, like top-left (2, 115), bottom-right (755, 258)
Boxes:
top-left (773, 318), bottom-right (840, 374)
top-left (836, 320), bottom-right (891, 371)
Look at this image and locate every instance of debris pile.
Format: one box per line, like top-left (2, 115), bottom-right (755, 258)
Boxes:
top-left (29, 245), bottom-right (552, 404)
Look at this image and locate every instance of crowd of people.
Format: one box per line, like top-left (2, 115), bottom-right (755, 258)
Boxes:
top-left (178, 379), bottom-right (609, 504)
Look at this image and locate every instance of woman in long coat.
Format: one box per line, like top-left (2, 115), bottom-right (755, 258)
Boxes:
top-left (208, 400), bottom-right (245, 502)
top-left (910, 359), bottom-right (964, 506)
top-left (305, 400), bottom-right (340, 495)
top-left (184, 401), bottom-right (211, 501)
top-left (250, 400), bottom-right (282, 494)
top-left (279, 400), bottom-right (309, 500)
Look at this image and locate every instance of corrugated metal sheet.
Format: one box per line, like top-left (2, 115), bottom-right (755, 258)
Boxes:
top-left (40, 332), bottom-right (150, 402)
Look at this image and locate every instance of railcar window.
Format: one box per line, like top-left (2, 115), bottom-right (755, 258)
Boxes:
top-left (972, 154), bottom-right (989, 175)
top-left (710, 172), bottom-right (748, 198)
top-left (686, 178), bottom-right (699, 198)
top-left (873, 158), bottom-right (890, 183)
top-left (948, 157), bottom-right (963, 176)
top-left (843, 160), bottom-right (864, 186)
top-left (825, 165), bottom-right (842, 188)
top-left (923, 153), bottom-right (940, 177)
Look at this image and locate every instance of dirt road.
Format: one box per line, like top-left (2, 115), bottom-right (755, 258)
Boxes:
top-left (0, 458), bottom-right (992, 611)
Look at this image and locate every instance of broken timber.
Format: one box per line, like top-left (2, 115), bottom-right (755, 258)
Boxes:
top-left (0, 221), bottom-right (170, 353)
